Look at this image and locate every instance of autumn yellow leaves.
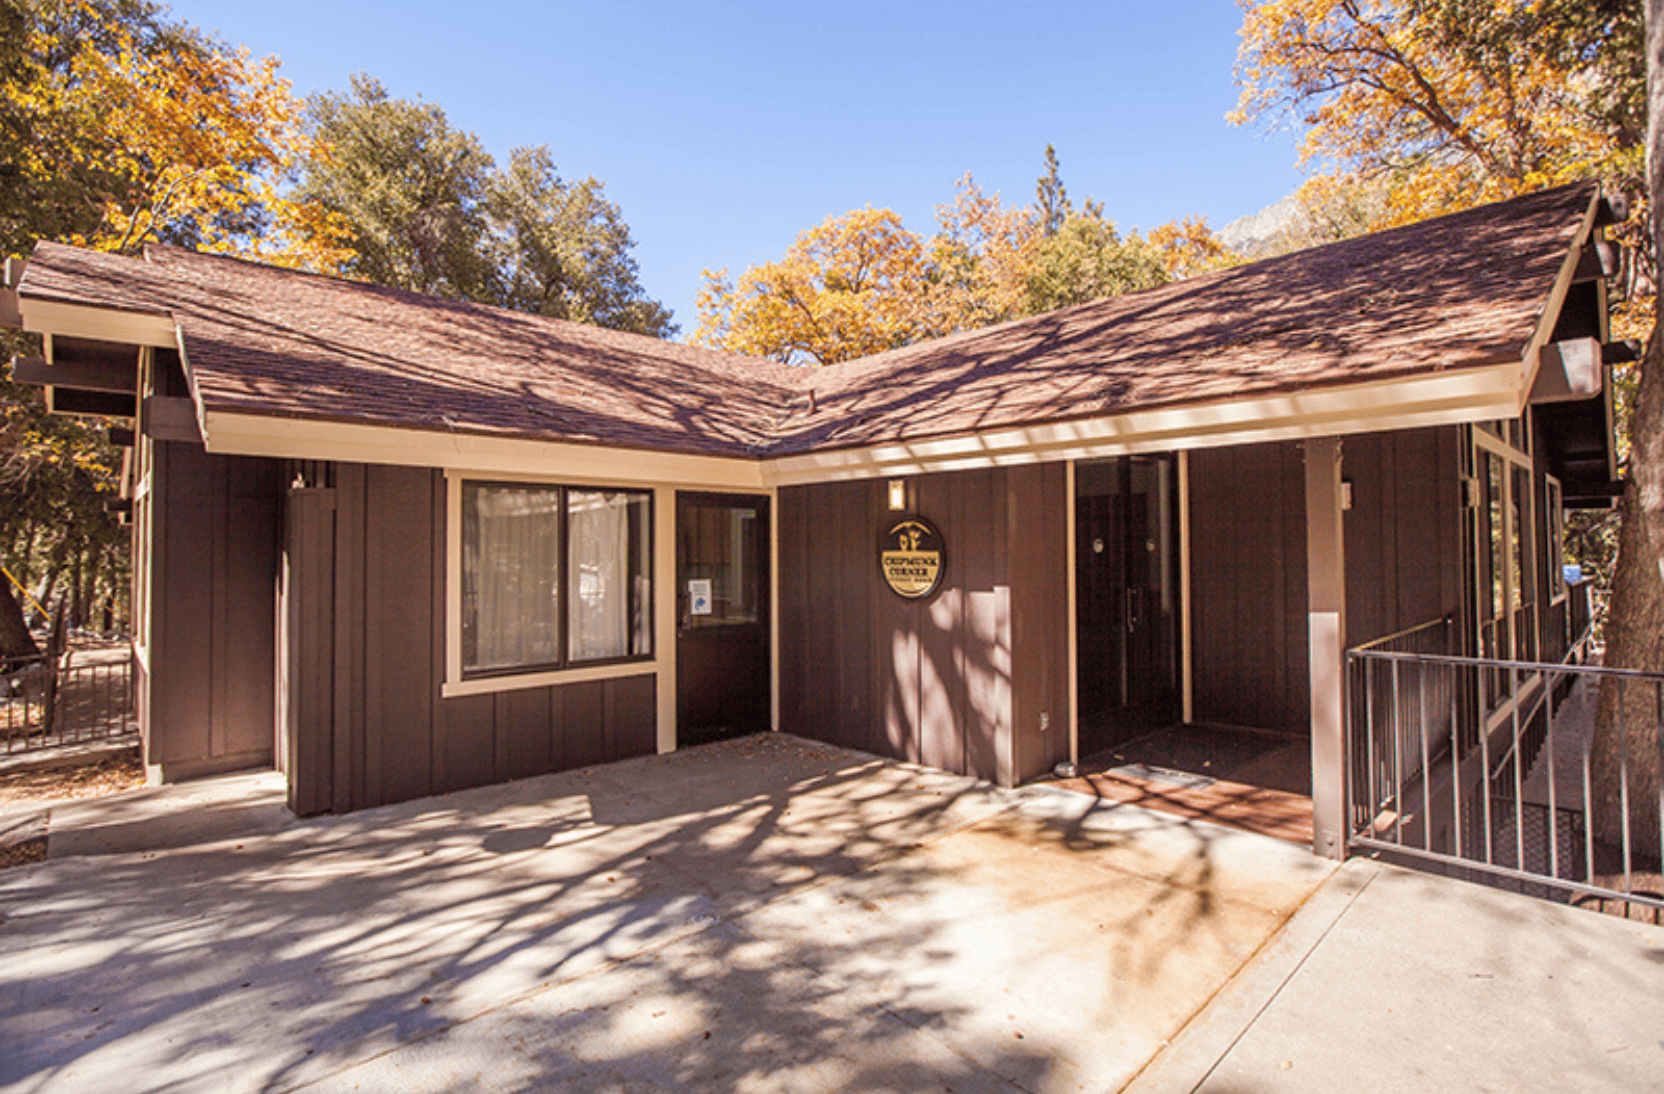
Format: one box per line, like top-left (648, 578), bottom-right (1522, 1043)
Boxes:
top-left (1232, 0), bottom-right (1642, 234)
top-left (2, 0), bottom-right (352, 270)
top-left (694, 160), bottom-right (1239, 367)
top-left (695, 0), bottom-right (1643, 368)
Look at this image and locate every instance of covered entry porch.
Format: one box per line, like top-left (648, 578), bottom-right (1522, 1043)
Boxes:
top-left (1064, 427), bottom-right (1463, 850)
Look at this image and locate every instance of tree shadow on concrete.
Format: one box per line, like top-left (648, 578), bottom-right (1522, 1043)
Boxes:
top-left (1, 735), bottom-right (1084, 1093)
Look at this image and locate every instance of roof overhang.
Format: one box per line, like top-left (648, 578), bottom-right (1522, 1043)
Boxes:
top-left (199, 356), bottom-right (1525, 489)
top-left (15, 294), bottom-right (177, 348)
top-left (1518, 190), bottom-right (1603, 398)
top-left (1, 187), bottom-right (1615, 489)
top-left (201, 409), bottom-right (771, 492)
top-left (762, 359), bottom-right (1525, 484)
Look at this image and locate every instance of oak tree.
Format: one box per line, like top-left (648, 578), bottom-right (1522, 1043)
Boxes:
top-left (301, 76), bottom-right (673, 336)
top-left (1236, 0), bottom-right (1658, 858)
top-left (1, 0), bottom-right (352, 660)
top-left (695, 207), bottom-right (941, 366)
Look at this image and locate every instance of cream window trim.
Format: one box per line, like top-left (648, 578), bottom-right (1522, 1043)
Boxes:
top-left (1473, 421), bottom-right (1534, 470)
top-left (440, 470), bottom-right (661, 699)
top-left (1470, 421), bottom-right (1540, 666)
top-left (443, 662), bottom-right (656, 699)
top-left (1483, 672), bottom-right (1545, 737)
top-left (1546, 474), bottom-right (1568, 607)
top-left (653, 485), bottom-right (677, 752)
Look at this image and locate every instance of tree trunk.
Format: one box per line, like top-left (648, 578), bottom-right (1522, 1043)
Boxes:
top-left (1593, 331), bottom-right (1664, 859)
top-left (1590, 0), bottom-right (1664, 861)
top-left (0, 576), bottom-right (40, 664)
top-left (70, 545), bottom-right (84, 631)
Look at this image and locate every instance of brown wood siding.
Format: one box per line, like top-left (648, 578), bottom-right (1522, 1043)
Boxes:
top-left (1010, 464), bottom-right (1071, 782)
top-left (778, 466), bottom-right (1068, 787)
top-left (1188, 442), bottom-right (1309, 732)
top-left (1342, 428), bottom-right (1464, 647)
top-left (280, 487), bottom-right (335, 817)
top-left (1188, 431), bottom-right (1462, 734)
top-left (279, 463), bottom-right (656, 815)
top-left (145, 437), bottom-right (281, 779)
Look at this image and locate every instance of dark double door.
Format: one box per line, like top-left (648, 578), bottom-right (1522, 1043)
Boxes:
top-left (676, 492), bottom-right (771, 747)
top-left (1076, 455), bottom-right (1181, 755)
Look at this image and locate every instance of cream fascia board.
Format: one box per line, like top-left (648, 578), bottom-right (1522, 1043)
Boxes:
top-left (765, 360), bottom-right (1524, 485)
top-left (1519, 191), bottom-right (1602, 399)
top-left (208, 359), bottom-right (1523, 490)
top-left (172, 329), bottom-right (213, 446)
top-left (19, 297), bottom-right (177, 348)
top-left (205, 410), bottom-right (769, 491)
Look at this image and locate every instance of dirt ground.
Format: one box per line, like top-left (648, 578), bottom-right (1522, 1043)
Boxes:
top-left (0, 750), bottom-right (144, 869)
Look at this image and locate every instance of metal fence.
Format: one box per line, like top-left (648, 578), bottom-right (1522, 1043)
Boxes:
top-left (1347, 638), bottom-right (1664, 915)
top-left (1, 652), bottom-right (137, 754)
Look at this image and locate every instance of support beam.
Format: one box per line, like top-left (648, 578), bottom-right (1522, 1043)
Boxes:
top-left (141, 395), bottom-right (202, 443)
top-left (0, 259), bottom-right (23, 329)
top-left (1529, 338), bottom-right (1603, 404)
top-left (47, 387), bottom-right (136, 418)
top-left (1305, 436), bottom-right (1347, 860)
top-left (12, 352), bottom-right (138, 394)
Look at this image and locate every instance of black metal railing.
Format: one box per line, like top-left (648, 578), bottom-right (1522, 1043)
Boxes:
top-left (1347, 639), bottom-right (1663, 915)
top-left (1, 651), bottom-right (137, 754)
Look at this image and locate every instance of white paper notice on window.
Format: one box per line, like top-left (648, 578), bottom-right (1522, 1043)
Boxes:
top-left (688, 578), bottom-right (712, 616)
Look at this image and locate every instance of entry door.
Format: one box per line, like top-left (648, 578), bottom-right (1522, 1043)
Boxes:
top-left (1075, 456), bottom-right (1180, 754)
top-left (676, 492), bottom-right (771, 747)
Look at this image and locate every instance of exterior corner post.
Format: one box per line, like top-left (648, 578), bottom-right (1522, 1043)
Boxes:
top-left (1305, 436), bottom-right (1347, 860)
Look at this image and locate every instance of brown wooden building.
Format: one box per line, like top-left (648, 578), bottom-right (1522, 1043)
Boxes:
top-left (1, 183), bottom-right (1624, 856)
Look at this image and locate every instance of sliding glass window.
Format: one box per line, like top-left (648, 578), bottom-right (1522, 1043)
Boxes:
top-left (461, 482), bottom-right (652, 676)
top-left (567, 490), bottom-right (652, 661)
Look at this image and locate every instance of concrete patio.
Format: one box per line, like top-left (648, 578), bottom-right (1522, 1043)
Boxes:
top-left (1, 733), bottom-right (1660, 1093)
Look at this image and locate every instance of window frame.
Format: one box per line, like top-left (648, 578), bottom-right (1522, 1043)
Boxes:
top-left (1471, 423), bottom-right (1537, 661)
top-left (1545, 475), bottom-right (1567, 607)
top-left (452, 476), bottom-right (655, 687)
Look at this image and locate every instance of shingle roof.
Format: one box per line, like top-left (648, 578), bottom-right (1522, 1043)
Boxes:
top-left (772, 183), bottom-right (1597, 454)
top-left (17, 182), bottom-right (1597, 459)
top-left (21, 243), bottom-right (803, 457)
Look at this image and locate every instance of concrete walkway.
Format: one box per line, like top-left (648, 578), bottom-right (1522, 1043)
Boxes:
top-left (1, 734), bottom-right (1660, 1093)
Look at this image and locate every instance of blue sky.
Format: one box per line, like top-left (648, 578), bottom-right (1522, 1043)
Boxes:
top-left (164, 1), bottom-right (1308, 338)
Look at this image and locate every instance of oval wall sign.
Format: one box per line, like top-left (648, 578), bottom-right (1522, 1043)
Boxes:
top-left (880, 516), bottom-right (945, 599)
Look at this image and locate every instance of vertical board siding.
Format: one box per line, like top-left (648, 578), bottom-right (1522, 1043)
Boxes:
top-left (779, 465), bottom-right (1067, 788)
top-left (918, 473), bottom-right (966, 775)
top-left (1342, 428), bottom-right (1463, 647)
top-left (776, 488), bottom-right (806, 742)
top-left (368, 464), bottom-right (435, 804)
top-left (278, 463), bottom-right (657, 816)
top-left (836, 483), bottom-right (874, 750)
top-left (332, 464), bottom-right (366, 815)
top-left (147, 442), bottom-right (281, 776)
top-left (1011, 463), bottom-right (1071, 782)
top-left (282, 488), bottom-right (336, 817)
top-left (1187, 430), bottom-right (1463, 735)
top-left (1189, 442), bottom-right (1309, 731)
